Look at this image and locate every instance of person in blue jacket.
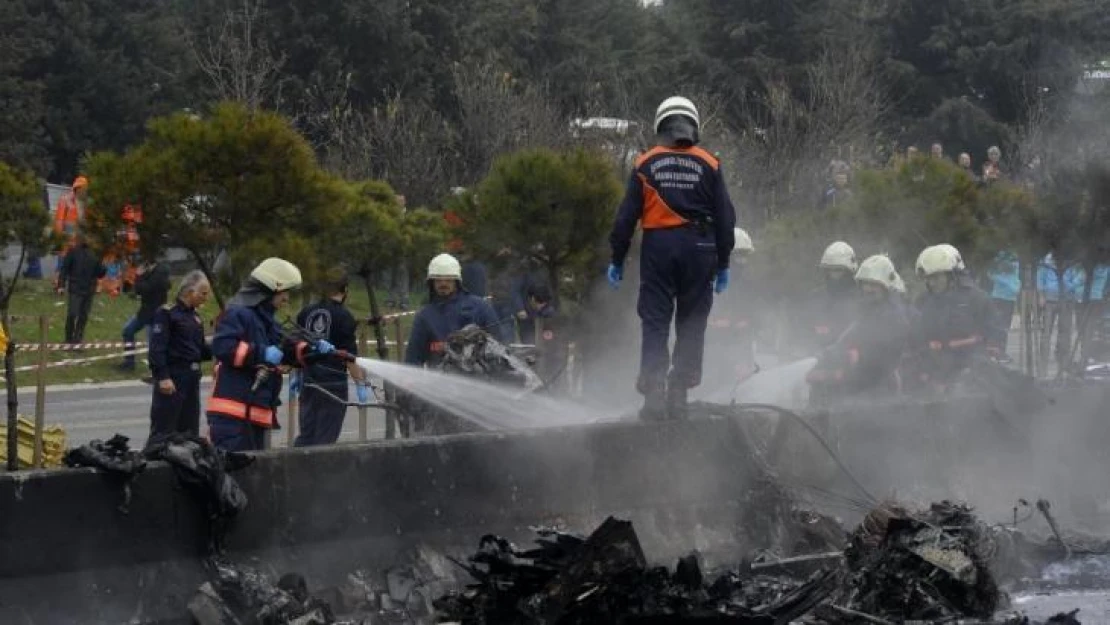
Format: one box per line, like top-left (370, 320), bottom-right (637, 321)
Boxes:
top-left (988, 251), bottom-right (1021, 355)
top-left (206, 258), bottom-right (336, 452)
top-left (1036, 254), bottom-right (1083, 367)
top-left (404, 253), bottom-right (505, 367)
top-left (607, 95), bottom-right (737, 421)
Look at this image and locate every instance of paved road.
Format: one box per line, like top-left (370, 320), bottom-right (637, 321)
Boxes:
top-left (14, 379), bottom-right (391, 449)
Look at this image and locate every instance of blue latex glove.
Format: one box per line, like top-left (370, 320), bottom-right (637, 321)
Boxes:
top-left (315, 339), bottom-right (335, 354)
top-left (607, 263), bottom-right (623, 290)
top-left (714, 268), bottom-right (730, 294)
top-left (289, 371), bottom-right (303, 396)
top-left (355, 383), bottom-right (370, 404)
top-left (263, 345), bottom-right (283, 365)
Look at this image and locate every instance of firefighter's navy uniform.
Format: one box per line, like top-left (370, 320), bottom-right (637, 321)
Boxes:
top-left (806, 255), bottom-right (910, 403)
top-left (206, 258), bottom-right (315, 452)
top-left (405, 292), bottom-right (503, 366)
top-left (294, 294), bottom-right (358, 447)
top-left (147, 298), bottom-right (211, 444)
top-left (793, 241), bottom-right (859, 357)
top-left (912, 246), bottom-right (995, 391)
top-left (608, 96), bottom-right (737, 419)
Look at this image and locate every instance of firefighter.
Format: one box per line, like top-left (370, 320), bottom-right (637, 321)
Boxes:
top-left (703, 227), bottom-right (757, 392)
top-left (404, 253), bottom-right (504, 367)
top-left (607, 95), bottom-right (738, 420)
top-left (806, 254), bottom-right (910, 403)
top-left (794, 241), bottom-right (860, 356)
top-left (145, 271), bottom-right (212, 449)
top-left (292, 267), bottom-right (368, 447)
top-left (912, 245), bottom-right (996, 391)
top-left (207, 258), bottom-right (335, 452)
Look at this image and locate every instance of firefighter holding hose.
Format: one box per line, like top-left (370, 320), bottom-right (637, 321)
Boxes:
top-left (206, 258), bottom-right (336, 452)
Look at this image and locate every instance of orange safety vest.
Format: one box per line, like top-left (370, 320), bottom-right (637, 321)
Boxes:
top-left (54, 192), bottom-right (82, 252)
top-left (633, 145), bottom-right (721, 229)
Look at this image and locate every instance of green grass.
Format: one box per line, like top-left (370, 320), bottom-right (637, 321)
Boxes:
top-left (3, 278), bottom-right (420, 388)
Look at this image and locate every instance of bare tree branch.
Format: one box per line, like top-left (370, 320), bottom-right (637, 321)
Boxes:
top-left (188, 0), bottom-right (286, 110)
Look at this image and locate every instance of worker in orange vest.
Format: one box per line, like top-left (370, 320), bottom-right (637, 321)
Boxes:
top-left (54, 176), bottom-right (88, 251)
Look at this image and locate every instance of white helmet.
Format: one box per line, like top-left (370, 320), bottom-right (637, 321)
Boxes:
top-left (855, 255), bottom-right (900, 291)
top-left (654, 96), bottom-right (700, 134)
top-left (250, 258), bottom-right (302, 292)
top-left (819, 241), bottom-right (858, 272)
top-left (936, 243), bottom-right (966, 271)
top-left (427, 253), bottom-right (462, 281)
top-left (916, 245), bottom-right (960, 277)
top-left (733, 227), bottom-right (754, 254)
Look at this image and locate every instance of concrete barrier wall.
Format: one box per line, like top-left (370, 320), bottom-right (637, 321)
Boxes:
top-left (0, 417), bottom-right (767, 625)
top-left (2, 383), bottom-right (1106, 625)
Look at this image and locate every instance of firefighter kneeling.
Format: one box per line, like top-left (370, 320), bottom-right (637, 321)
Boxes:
top-left (207, 258), bottom-right (336, 452)
top-left (806, 254), bottom-right (910, 405)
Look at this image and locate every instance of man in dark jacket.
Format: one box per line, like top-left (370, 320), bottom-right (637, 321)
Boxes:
top-left (607, 95), bottom-right (737, 420)
top-left (405, 253), bottom-right (505, 367)
top-left (292, 268), bottom-right (367, 447)
top-left (119, 259), bottom-right (171, 371)
top-left (792, 241), bottom-right (860, 358)
top-left (146, 271), bottom-right (212, 449)
top-left (56, 234), bottom-right (106, 345)
top-left (511, 258), bottom-right (556, 344)
top-left (912, 245), bottom-right (996, 392)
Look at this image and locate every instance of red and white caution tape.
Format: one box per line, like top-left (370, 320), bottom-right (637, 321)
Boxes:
top-left (0, 347), bottom-right (149, 376)
top-left (15, 341), bottom-right (150, 352)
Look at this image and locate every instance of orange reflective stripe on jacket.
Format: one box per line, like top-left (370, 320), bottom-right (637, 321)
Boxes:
top-left (429, 341), bottom-right (445, 353)
top-left (207, 396), bottom-right (275, 427)
top-left (638, 173), bottom-right (687, 229)
top-left (233, 341), bottom-right (251, 367)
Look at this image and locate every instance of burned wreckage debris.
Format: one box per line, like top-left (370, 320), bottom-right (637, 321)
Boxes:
top-left (435, 507), bottom-right (1092, 625)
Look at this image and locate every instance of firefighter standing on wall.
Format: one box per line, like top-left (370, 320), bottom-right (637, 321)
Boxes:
top-left (912, 244), bottom-right (996, 391)
top-left (607, 96), bottom-right (738, 421)
top-left (207, 258), bottom-right (336, 452)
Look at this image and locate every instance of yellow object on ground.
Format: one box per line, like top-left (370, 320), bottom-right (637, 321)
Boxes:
top-left (0, 323), bottom-right (8, 354)
top-left (0, 415), bottom-right (67, 468)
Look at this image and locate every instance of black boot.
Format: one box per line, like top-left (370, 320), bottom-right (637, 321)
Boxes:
top-left (666, 385), bottom-right (688, 420)
top-left (639, 388), bottom-right (666, 422)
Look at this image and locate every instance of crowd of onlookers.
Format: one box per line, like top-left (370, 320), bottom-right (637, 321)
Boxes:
top-left (820, 142), bottom-right (1011, 209)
